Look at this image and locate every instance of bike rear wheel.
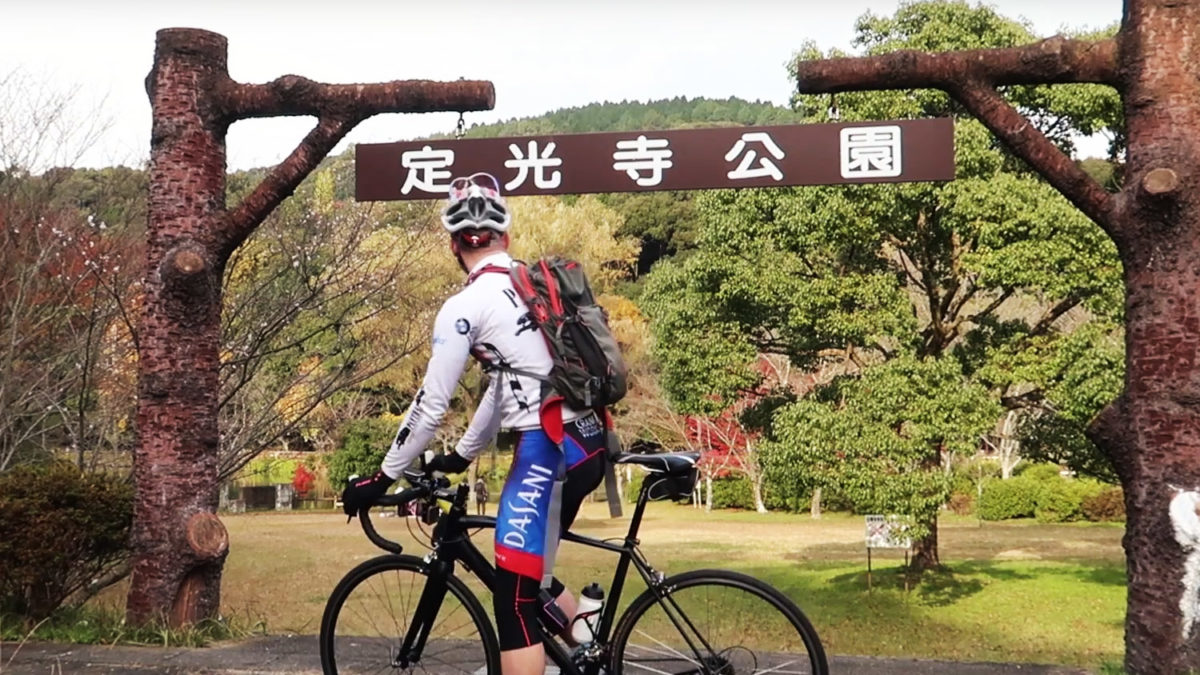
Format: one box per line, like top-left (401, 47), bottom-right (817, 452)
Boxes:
top-left (320, 554), bottom-right (500, 675)
top-left (609, 569), bottom-right (828, 675)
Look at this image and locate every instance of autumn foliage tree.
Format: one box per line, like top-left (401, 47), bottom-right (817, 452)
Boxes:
top-left (794, 0), bottom-right (1200, 670)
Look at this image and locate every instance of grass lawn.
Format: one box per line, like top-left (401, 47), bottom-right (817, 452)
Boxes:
top-left (199, 501), bottom-right (1125, 670)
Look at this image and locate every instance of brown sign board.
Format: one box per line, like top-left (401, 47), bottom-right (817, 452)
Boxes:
top-left (355, 117), bottom-right (954, 201)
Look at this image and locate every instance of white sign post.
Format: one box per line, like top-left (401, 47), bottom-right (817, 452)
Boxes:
top-left (865, 514), bottom-right (912, 591)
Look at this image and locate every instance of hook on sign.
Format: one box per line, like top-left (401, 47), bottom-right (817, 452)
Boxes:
top-left (826, 93), bottom-right (840, 121)
top-left (454, 112), bottom-right (466, 140)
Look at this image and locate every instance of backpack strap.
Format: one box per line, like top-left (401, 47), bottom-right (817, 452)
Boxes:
top-left (466, 263), bottom-right (511, 285)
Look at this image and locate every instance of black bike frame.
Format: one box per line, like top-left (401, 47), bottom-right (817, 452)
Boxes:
top-left (361, 476), bottom-right (697, 674)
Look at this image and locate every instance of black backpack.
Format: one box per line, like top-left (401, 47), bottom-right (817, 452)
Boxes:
top-left (504, 257), bottom-right (628, 410)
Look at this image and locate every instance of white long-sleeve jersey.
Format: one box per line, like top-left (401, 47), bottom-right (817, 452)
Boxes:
top-left (380, 252), bottom-right (583, 479)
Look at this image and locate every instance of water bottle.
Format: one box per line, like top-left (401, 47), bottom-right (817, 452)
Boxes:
top-left (571, 582), bottom-right (605, 644)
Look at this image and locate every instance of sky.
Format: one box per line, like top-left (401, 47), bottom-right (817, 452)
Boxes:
top-left (1, 0), bottom-right (1122, 171)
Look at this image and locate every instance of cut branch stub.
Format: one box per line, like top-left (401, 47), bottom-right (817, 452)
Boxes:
top-left (185, 512), bottom-right (229, 561)
top-left (159, 242), bottom-right (214, 301)
top-left (170, 247), bottom-right (206, 276)
top-left (1141, 168), bottom-right (1180, 197)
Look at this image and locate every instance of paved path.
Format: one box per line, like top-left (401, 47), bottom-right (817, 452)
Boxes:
top-left (1, 636), bottom-right (1093, 675)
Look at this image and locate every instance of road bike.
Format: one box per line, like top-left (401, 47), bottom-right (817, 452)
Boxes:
top-left (319, 450), bottom-right (829, 674)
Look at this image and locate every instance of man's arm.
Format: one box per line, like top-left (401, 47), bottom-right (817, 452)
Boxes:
top-left (380, 301), bottom-right (473, 479)
top-left (455, 374), bottom-right (503, 461)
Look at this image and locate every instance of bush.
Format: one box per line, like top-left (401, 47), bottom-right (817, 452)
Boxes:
top-left (1035, 478), bottom-right (1107, 523)
top-left (949, 458), bottom-right (1000, 498)
top-left (1081, 486), bottom-right (1126, 522)
top-left (978, 477), bottom-right (1039, 520)
top-left (327, 416), bottom-right (400, 487)
top-left (947, 492), bottom-right (975, 516)
top-left (1017, 462), bottom-right (1065, 482)
top-left (0, 464), bottom-right (132, 620)
top-left (624, 470), bottom-right (645, 503)
top-left (711, 476), bottom-right (754, 510)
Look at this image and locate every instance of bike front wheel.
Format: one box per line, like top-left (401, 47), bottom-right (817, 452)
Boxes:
top-left (609, 569), bottom-right (828, 675)
top-left (319, 554), bottom-right (500, 675)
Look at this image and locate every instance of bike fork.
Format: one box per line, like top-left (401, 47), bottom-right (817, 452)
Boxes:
top-left (394, 555), bottom-right (453, 667)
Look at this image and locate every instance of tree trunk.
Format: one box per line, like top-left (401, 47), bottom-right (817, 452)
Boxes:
top-left (704, 474), bottom-right (714, 512)
top-left (1082, 3), bottom-right (1200, 671)
top-left (910, 515), bottom-right (939, 573)
top-left (127, 29), bottom-right (231, 626)
top-left (467, 461), bottom-right (477, 506)
top-left (810, 488), bottom-right (823, 519)
top-left (998, 410), bottom-right (1021, 479)
top-left (751, 471), bottom-right (768, 514)
top-left (125, 28), bottom-right (493, 627)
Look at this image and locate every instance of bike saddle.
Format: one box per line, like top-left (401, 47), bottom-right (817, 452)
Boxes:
top-left (613, 451), bottom-right (700, 475)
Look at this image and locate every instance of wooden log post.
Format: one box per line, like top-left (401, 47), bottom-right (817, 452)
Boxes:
top-left (127, 27), bottom-right (493, 627)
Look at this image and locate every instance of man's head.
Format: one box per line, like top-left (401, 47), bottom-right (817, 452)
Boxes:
top-left (441, 172), bottom-right (511, 270)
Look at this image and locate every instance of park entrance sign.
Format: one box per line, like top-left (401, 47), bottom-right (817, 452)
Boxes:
top-left (354, 117), bottom-right (954, 201)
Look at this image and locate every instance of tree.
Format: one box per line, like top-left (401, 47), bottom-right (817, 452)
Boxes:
top-left (643, 2), bottom-right (1122, 571)
top-left (0, 72), bottom-right (141, 475)
top-left (794, 0), bottom-right (1200, 669)
top-left (128, 28), bottom-right (491, 627)
top-left (216, 171), bottom-right (443, 479)
top-left (767, 356), bottom-right (999, 555)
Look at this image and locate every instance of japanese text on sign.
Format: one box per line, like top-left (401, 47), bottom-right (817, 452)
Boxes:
top-left (865, 514), bottom-right (912, 550)
top-left (356, 118), bottom-right (954, 201)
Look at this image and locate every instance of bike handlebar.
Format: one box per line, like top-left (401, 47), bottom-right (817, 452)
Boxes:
top-left (355, 471), bottom-right (460, 554)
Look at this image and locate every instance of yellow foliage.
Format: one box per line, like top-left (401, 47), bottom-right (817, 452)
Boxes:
top-left (506, 196), bottom-right (638, 292)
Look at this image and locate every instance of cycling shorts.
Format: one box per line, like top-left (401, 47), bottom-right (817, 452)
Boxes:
top-left (493, 408), bottom-right (606, 581)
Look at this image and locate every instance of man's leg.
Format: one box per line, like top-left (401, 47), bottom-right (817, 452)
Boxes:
top-left (545, 413), bottom-right (607, 646)
top-left (494, 430), bottom-right (559, 674)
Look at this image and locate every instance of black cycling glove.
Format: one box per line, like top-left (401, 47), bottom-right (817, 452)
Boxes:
top-left (341, 470), bottom-right (395, 517)
top-left (425, 451), bottom-right (471, 475)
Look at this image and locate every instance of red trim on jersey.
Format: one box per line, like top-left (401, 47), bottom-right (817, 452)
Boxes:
top-left (495, 543), bottom-right (544, 580)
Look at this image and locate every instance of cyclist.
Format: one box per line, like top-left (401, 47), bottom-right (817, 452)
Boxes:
top-left (342, 173), bottom-right (606, 674)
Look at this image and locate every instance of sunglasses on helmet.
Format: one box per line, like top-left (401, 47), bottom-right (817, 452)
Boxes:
top-left (448, 172), bottom-right (502, 201)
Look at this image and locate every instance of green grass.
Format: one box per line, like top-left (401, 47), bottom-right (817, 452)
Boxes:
top-left (84, 502), bottom-right (1125, 669)
top-left (0, 604), bottom-right (265, 647)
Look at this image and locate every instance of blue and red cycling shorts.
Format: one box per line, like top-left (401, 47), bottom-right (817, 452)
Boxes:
top-left (494, 405), bottom-right (607, 582)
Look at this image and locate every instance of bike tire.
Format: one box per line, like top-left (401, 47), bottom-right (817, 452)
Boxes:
top-left (320, 554), bottom-right (501, 675)
top-left (609, 568), bottom-right (829, 675)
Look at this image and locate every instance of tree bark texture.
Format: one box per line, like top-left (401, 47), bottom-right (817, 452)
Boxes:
top-left (911, 516), bottom-right (939, 572)
top-left (795, 1), bottom-right (1200, 670)
top-left (128, 28), bottom-right (493, 627)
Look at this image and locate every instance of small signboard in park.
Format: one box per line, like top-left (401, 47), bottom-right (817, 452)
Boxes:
top-left (355, 117), bottom-right (954, 201)
top-left (866, 514), bottom-right (912, 549)
top-left (865, 514), bottom-right (913, 590)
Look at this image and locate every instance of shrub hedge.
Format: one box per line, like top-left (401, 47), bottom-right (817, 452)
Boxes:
top-left (975, 464), bottom-right (1121, 523)
top-left (978, 476), bottom-right (1039, 520)
top-left (0, 463), bottom-right (132, 621)
top-left (1081, 485), bottom-right (1126, 522)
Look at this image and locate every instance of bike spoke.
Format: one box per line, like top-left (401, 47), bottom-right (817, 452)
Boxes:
top-left (627, 628), bottom-right (703, 665)
top-left (613, 574), bottom-right (826, 675)
top-left (326, 559), bottom-right (495, 674)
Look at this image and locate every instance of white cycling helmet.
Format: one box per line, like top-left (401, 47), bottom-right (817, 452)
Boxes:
top-left (441, 172), bottom-right (511, 233)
